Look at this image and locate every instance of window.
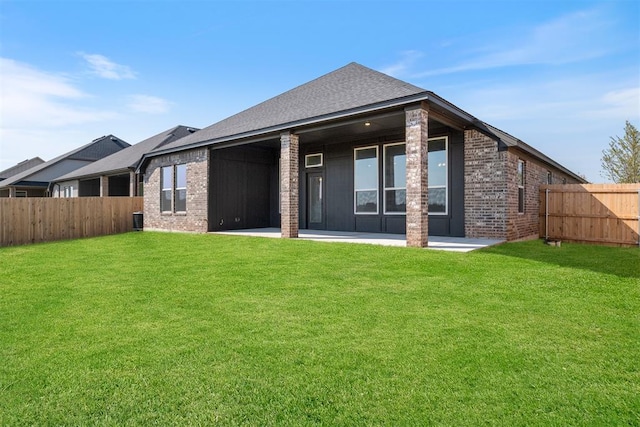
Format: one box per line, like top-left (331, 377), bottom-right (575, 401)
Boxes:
top-left (354, 146), bottom-right (378, 214)
top-left (305, 153), bottom-right (323, 168)
top-left (384, 143), bottom-right (406, 213)
top-left (175, 164), bottom-right (187, 212)
top-left (161, 165), bottom-right (187, 213)
top-left (15, 190), bottom-right (27, 198)
top-left (547, 171), bottom-right (552, 185)
top-left (428, 137), bottom-right (448, 214)
top-left (517, 159), bottom-right (525, 213)
top-left (160, 166), bottom-right (173, 212)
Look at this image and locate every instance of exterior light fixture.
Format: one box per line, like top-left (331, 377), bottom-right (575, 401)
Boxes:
top-left (364, 122), bottom-right (371, 126)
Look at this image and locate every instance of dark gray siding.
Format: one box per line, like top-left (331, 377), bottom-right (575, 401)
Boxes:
top-left (208, 146), bottom-right (277, 231)
top-left (299, 128), bottom-right (465, 236)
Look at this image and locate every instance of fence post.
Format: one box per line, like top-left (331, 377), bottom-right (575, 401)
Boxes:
top-left (545, 188), bottom-right (550, 241)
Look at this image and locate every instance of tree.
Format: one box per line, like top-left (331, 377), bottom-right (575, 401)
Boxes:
top-left (601, 121), bottom-right (640, 183)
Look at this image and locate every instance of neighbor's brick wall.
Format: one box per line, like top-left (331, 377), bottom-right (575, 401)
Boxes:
top-left (464, 130), bottom-right (508, 239)
top-left (144, 147), bottom-right (209, 232)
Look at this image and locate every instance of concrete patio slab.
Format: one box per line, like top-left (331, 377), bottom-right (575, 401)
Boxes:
top-left (213, 228), bottom-right (504, 252)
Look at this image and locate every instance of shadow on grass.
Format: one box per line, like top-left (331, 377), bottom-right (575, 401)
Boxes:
top-left (480, 239), bottom-right (640, 279)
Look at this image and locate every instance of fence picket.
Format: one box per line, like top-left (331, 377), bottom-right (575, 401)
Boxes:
top-left (0, 197), bottom-right (143, 247)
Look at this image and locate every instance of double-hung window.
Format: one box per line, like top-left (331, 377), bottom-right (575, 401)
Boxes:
top-left (517, 159), bottom-right (525, 213)
top-left (428, 137), bottom-right (448, 214)
top-left (175, 164), bottom-right (187, 212)
top-left (160, 164), bottom-right (187, 213)
top-left (354, 146), bottom-right (378, 214)
top-left (160, 166), bottom-right (173, 212)
top-left (384, 143), bottom-right (406, 213)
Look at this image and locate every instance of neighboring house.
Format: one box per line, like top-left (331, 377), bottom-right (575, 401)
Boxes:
top-left (53, 126), bottom-right (198, 198)
top-left (0, 157), bottom-right (45, 183)
top-left (0, 135), bottom-right (129, 198)
top-left (137, 62), bottom-right (586, 246)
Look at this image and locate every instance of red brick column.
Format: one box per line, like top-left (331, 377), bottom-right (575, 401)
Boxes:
top-left (280, 132), bottom-right (299, 238)
top-left (405, 103), bottom-right (429, 247)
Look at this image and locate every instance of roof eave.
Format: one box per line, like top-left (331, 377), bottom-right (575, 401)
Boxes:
top-left (138, 91), bottom-right (485, 172)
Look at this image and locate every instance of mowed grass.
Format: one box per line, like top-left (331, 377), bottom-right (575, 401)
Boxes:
top-left (0, 232), bottom-right (638, 426)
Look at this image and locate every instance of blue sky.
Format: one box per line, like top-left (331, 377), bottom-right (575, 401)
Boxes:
top-left (0, 0), bottom-right (638, 182)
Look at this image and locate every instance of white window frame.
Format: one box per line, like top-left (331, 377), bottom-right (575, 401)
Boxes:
top-left (383, 142), bottom-right (406, 215)
top-left (174, 164), bottom-right (187, 213)
top-left (15, 190), bottom-right (27, 198)
top-left (428, 136), bottom-right (448, 216)
top-left (305, 153), bottom-right (323, 168)
top-left (518, 159), bottom-right (525, 214)
top-left (354, 145), bottom-right (379, 215)
top-left (160, 166), bottom-right (173, 213)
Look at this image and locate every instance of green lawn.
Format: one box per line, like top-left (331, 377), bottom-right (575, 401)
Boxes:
top-left (1, 233), bottom-right (638, 426)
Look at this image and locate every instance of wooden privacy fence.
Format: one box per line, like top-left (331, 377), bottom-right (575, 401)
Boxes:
top-left (0, 197), bottom-right (143, 247)
top-left (539, 184), bottom-right (640, 247)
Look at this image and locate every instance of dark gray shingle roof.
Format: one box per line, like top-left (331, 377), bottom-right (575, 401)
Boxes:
top-left (55, 126), bottom-right (198, 181)
top-left (155, 62), bottom-right (426, 153)
top-left (0, 135), bottom-right (129, 188)
top-left (0, 157), bottom-right (45, 180)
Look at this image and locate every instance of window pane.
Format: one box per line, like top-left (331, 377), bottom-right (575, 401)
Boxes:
top-left (517, 161), bottom-right (524, 186)
top-left (176, 164), bottom-right (186, 188)
top-left (384, 144), bottom-right (406, 189)
top-left (355, 148), bottom-right (378, 190)
top-left (305, 154), bottom-right (323, 168)
top-left (428, 187), bottom-right (446, 213)
top-left (518, 188), bottom-right (524, 213)
top-left (161, 167), bottom-right (172, 190)
top-left (428, 147), bottom-right (446, 187)
top-left (385, 189), bottom-right (406, 213)
top-left (175, 188), bottom-right (186, 212)
top-left (161, 190), bottom-right (172, 212)
top-left (356, 190), bottom-right (377, 213)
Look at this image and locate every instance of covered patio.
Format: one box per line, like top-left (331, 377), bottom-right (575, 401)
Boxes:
top-left (213, 228), bottom-right (504, 252)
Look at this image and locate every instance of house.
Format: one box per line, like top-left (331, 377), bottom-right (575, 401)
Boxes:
top-left (137, 62), bottom-right (585, 246)
top-left (53, 126), bottom-right (198, 198)
top-left (0, 135), bottom-right (129, 198)
top-left (0, 157), bottom-right (45, 182)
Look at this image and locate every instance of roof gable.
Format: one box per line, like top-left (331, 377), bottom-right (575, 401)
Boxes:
top-left (0, 135), bottom-right (129, 188)
top-left (156, 62), bottom-right (426, 152)
top-left (0, 157), bottom-right (45, 180)
top-left (55, 126), bottom-right (198, 181)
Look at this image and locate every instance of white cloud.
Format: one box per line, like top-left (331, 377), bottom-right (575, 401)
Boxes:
top-left (79, 53), bottom-right (136, 80)
top-left (0, 57), bottom-right (117, 128)
top-left (126, 94), bottom-right (172, 114)
top-left (413, 8), bottom-right (617, 78)
top-left (379, 50), bottom-right (423, 77)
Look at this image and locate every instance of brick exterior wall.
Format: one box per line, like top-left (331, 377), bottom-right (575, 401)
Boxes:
top-left (464, 130), bottom-right (508, 239)
top-left (405, 104), bottom-right (429, 247)
top-left (505, 150), bottom-right (581, 241)
top-left (143, 147), bottom-right (209, 232)
top-left (464, 129), bottom-right (581, 241)
top-left (280, 132), bottom-right (299, 238)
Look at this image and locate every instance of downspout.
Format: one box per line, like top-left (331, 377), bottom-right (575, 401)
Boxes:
top-left (545, 188), bottom-right (550, 242)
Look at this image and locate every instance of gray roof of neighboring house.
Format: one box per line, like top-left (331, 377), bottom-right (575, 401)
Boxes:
top-left (139, 62), bottom-right (585, 183)
top-left (0, 157), bottom-right (45, 180)
top-left (55, 125), bottom-right (198, 182)
top-left (0, 135), bottom-right (129, 188)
